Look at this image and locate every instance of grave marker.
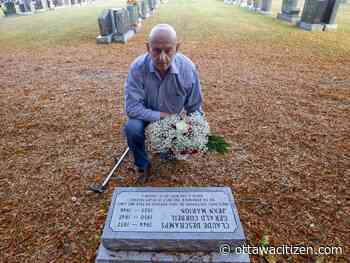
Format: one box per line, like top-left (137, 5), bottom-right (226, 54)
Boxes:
top-left (277, 0), bottom-right (301, 24)
top-left (95, 187), bottom-right (250, 263)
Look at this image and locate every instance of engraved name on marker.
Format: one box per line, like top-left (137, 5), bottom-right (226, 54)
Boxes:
top-left (110, 191), bottom-right (238, 232)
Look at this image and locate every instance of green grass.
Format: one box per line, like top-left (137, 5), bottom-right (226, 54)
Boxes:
top-left (146, 0), bottom-right (350, 57)
top-left (0, 0), bottom-right (349, 55)
top-left (0, 0), bottom-right (124, 47)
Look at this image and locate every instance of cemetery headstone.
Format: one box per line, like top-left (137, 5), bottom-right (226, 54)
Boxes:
top-left (148, 0), bottom-right (155, 14)
top-left (323, 0), bottom-right (341, 30)
top-left (55, 0), bottom-right (63, 6)
top-left (97, 9), bottom-right (115, 43)
top-left (239, 0), bottom-right (248, 8)
top-left (252, 0), bottom-right (261, 11)
top-left (139, 0), bottom-right (150, 19)
top-left (112, 8), bottom-right (135, 43)
top-left (30, 0), bottom-right (36, 12)
top-left (277, 0), bottom-right (301, 24)
top-left (127, 4), bottom-right (142, 33)
top-left (95, 187), bottom-right (250, 263)
top-left (224, 0), bottom-right (235, 4)
top-left (259, 0), bottom-right (272, 15)
top-left (47, 0), bottom-right (55, 9)
top-left (2, 0), bottom-right (17, 15)
top-left (96, 8), bottom-right (136, 44)
top-left (64, 0), bottom-right (71, 7)
top-left (19, 1), bottom-right (26, 12)
top-left (34, 0), bottom-right (44, 10)
top-left (299, 0), bottom-right (341, 31)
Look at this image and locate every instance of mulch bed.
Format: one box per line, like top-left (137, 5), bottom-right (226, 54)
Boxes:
top-left (0, 30), bottom-right (349, 262)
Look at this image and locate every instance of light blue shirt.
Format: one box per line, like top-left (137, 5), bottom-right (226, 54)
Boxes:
top-left (124, 52), bottom-right (203, 122)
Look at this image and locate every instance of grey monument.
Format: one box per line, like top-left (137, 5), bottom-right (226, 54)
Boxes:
top-left (299, 0), bottom-right (342, 31)
top-left (127, 4), bottom-right (142, 33)
top-left (277, 0), bottom-right (301, 24)
top-left (96, 8), bottom-right (136, 44)
top-left (1, 0), bottom-right (17, 16)
top-left (95, 187), bottom-right (250, 263)
top-left (259, 0), bottom-right (272, 15)
top-left (139, 0), bottom-right (150, 19)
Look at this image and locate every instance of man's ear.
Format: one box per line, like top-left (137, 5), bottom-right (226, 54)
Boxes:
top-left (146, 42), bottom-right (150, 53)
top-left (176, 43), bottom-right (180, 52)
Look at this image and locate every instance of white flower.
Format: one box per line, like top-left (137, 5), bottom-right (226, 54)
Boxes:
top-left (145, 111), bottom-right (210, 160)
top-left (176, 120), bottom-right (188, 133)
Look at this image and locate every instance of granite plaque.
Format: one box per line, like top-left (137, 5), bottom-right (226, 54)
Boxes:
top-left (95, 243), bottom-right (251, 263)
top-left (101, 187), bottom-right (246, 252)
top-left (110, 190), bottom-right (237, 233)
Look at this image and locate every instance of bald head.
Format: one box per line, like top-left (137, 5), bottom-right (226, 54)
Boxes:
top-left (146, 24), bottom-right (179, 75)
top-left (148, 24), bottom-right (177, 45)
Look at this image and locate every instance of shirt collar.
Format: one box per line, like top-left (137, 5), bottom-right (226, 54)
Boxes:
top-left (148, 54), bottom-right (179, 75)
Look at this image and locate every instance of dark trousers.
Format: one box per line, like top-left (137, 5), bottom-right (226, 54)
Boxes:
top-left (124, 118), bottom-right (150, 170)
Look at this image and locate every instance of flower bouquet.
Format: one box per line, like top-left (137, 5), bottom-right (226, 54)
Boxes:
top-left (145, 111), bottom-right (210, 160)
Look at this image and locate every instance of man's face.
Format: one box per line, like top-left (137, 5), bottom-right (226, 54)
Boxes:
top-left (147, 34), bottom-right (179, 74)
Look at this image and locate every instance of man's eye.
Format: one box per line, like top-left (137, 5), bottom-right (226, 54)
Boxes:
top-left (153, 48), bottom-right (161, 53)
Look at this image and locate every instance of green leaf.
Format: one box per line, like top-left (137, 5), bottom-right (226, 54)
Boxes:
top-left (207, 135), bottom-right (230, 154)
top-left (259, 234), bottom-right (270, 248)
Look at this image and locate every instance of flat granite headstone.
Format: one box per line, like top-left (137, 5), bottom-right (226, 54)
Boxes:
top-left (96, 243), bottom-right (250, 263)
top-left (101, 187), bottom-right (246, 252)
top-left (96, 187), bottom-right (249, 263)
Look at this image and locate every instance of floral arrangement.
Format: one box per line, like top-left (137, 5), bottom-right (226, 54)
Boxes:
top-left (145, 111), bottom-right (210, 160)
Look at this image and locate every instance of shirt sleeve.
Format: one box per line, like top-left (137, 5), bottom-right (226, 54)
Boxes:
top-left (184, 68), bottom-right (203, 114)
top-left (124, 65), bottom-right (161, 122)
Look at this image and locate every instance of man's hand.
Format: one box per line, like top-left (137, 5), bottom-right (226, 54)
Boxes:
top-left (160, 112), bottom-right (172, 119)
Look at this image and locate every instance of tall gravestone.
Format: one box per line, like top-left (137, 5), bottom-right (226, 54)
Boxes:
top-left (277, 0), bottom-right (301, 24)
top-left (148, 0), bottom-right (155, 13)
top-left (111, 7), bottom-right (134, 43)
top-left (259, 0), bottom-right (272, 15)
top-left (2, 0), bottom-right (17, 15)
top-left (64, 0), bottom-right (71, 7)
top-left (96, 8), bottom-right (136, 44)
top-left (139, 0), bottom-right (150, 19)
top-left (127, 4), bottom-right (142, 33)
top-left (30, 0), bottom-right (36, 13)
top-left (252, 0), bottom-right (261, 10)
top-left (33, 0), bottom-right (43, 9)
top-left (97, 9), bottom-right (114, 43)
top-left (299, 0), bottom-right (341, 31)
top-left (39, 0), bottom-right (47, 10)
top-left (239, 0), bottom-right (248, 8)
top-left (323, 0), bottom-right (342, 30)
top-left (95, 187), bottom-right (250, 263)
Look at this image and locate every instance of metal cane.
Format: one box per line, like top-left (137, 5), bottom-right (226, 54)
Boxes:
top-left (89, 147), bottom-right (129, 193)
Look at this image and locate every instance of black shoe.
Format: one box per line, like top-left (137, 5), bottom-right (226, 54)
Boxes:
top-left (135, 165), bottom-right (151, 186)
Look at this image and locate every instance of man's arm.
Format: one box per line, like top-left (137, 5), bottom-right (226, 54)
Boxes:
top-left (124, 66), bottom-right (162, 122)
top-left (184, 68), bottom-right (203, 114)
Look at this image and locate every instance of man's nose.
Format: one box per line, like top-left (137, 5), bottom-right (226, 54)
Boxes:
top-left (159, 50), bottom-right (166, 61)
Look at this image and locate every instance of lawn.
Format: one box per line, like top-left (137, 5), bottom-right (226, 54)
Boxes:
top-left (0, 0), bottom-right (349, 262)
